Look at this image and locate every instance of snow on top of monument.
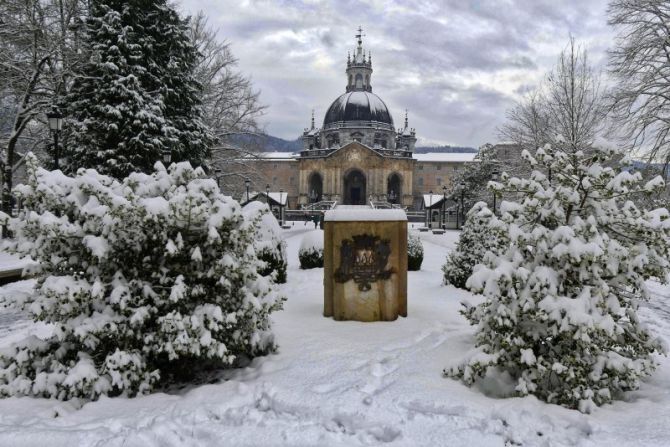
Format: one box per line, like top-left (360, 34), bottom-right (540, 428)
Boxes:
top-left (325, 207), bottom-right (407, 221)
top-left (413, 153), bottom-right (478, 162)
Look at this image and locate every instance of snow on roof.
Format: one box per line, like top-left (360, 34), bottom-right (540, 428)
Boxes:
top-left (267, 192), bottom-right (288, 205)
top-left (423, 194), bottom-right (447, 208)
top-left (413, 153), bottom-right (478, 162)
top-left (246, 192), bottom-right (288, 205)
top-left (259, 152), bottom-right (299, 160)
top-left (325, 207), bottom-right (407, 222)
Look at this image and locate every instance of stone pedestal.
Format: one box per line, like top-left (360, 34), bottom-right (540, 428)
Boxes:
top-left (323, 207), bottom-right (407, 321)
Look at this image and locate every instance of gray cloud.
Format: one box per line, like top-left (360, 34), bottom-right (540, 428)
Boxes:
top-left (178, 0), bottom-right (613, 147)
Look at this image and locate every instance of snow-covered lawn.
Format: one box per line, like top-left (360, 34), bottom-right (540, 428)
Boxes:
top-left (0, 228), bottom-right (669, 446)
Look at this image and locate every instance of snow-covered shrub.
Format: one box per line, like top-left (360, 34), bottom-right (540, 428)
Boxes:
top-left (442, 202), bottom-right (508, 289)
top-left (0, 154), bottom-right (284, 400)
top-left (243, 201), bottom-right (287, 284)
top-left (445, 144), bottom-right (670, 412)
top-left (299, 230), bottom-right (324, 269)
top-left (407, 232), bottom-right (424, 271)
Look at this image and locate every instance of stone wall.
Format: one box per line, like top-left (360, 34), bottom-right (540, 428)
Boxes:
top-left (247, 159), bottom-right (300, 209)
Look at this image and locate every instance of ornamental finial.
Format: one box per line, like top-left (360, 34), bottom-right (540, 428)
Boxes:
top-left (355, 26), bottom-right (364, 47)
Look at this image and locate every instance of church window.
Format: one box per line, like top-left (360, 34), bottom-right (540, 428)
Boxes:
top-left (436, 165), bottom-right (441, 170)
top-left (437, 177), bottom-right (442, 185)
top-left (273, 176), bottom-right (277, 184)
top-left (355, 73), bottom-right (363, 89)
top-left (418, 177), bottom-right (423, 186)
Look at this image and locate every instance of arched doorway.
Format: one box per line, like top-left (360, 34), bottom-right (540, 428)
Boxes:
top-left (387, 173), bottom-right (402, 204)
top-left (343, 169), bottom-right (366, 205)
top-left (308, 172), bottom-right (323, 203)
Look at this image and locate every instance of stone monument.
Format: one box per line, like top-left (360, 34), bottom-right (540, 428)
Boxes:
top-left (323, 207), bottom-right (407, 321)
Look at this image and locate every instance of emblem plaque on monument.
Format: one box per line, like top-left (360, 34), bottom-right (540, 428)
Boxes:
top-left (334, 234), bottom-right (393, 291)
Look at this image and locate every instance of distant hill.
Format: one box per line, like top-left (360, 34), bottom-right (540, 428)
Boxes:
top-left (257, 135), bottom-right (303, 152)
top-left (227, 134), bottom-right (302, 152)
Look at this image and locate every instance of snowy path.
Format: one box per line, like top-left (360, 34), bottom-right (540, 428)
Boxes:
top-left (0, 231), bottom-right (669, 446)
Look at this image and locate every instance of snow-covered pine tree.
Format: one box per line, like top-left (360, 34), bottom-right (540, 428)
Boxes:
top-left (65, 0), bottom-right (212, 178)
top-left (141, 1), bottom-right (213, 166)
top-left (243, 201), bottom-right (287, 284)
top-left (65, 1), bottom-right (165, 178)
top-left (0, 154), bottom-right (283, 400)
top-left (442, 202), bottom-right (508, 289)
top-left (445, 144), bottom-right (670, 412)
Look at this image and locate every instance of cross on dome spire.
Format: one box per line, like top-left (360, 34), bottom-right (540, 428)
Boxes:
top-left (355, 26), bottom-right (365, 47)
top-left (346, 27), bottom-right (373, 92)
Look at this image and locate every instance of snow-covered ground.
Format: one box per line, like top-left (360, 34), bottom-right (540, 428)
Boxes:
top-left (0, 228), bottom-right (669, 446)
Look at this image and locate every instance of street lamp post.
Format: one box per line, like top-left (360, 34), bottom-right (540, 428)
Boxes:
top-left (265, 183), bottom-right (270, 207)
top-left (491, 170), bottom-right (500, 215)
top-left (459, 181), bottom-right (466, 229)
top-left (214, 168), bottom-right (221, 188)
top-left (244, 178), bottom-right (251, 203)
top-left (442, 185), bottom-right (447, 229)
top-left (428, 190), bottom-right (433, 229)
top-left (279, 188), bottom-right (284, 226)
top-left (161, 149), bottom-right (171, 165)
top-left (46, 110), bottom-right (64, 169)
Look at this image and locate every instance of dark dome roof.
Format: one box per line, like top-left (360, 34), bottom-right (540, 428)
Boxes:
top-left (323, 91), bottom-right (394, 127)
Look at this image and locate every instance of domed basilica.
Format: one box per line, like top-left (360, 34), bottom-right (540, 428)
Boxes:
top-left (246, 29), bottom-right (476, 213)
top-left (298, 28), bottom-right (417, 207)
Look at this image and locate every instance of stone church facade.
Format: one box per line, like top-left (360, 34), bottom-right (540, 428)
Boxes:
top-left (246, 29), bottom-right (476, 210)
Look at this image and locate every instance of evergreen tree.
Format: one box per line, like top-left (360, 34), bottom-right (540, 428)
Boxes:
top-left (65, 0), bottom-right (212, 178)
top-left (142, 2), bottom-right (213, 166)
top-left (442, 202), bottom-right (508, 289)
top-left (451, 144), bottom-right (502, 213)
top-left (0, 154), bottom-right (283, 399)
top-left (446, 144), bottom-right (670, 412)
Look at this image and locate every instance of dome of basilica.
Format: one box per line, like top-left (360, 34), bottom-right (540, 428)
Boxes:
top-left (323, 91), bottom-right (394, 128)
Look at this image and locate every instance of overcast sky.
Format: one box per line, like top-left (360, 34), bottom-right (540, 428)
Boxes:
top-left (178, 0), bottom-right (614, 148)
